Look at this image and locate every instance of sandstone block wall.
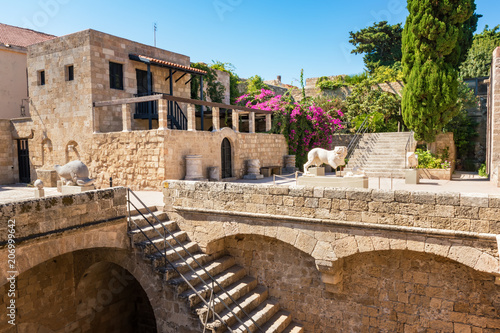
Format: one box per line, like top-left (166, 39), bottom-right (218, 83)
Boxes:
top-left (0, 187), bottom-right (126, 243)
top-left (224, 234), bottom-right (500, 332)
top-left (164, 181), bottom-right (500, 235)
top-left (88, 128), bottom-right (288, 190)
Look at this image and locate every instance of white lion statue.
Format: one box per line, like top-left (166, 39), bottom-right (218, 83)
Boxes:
top-left (407, 152), bottom-right (418, 168)
top-left (304, 146), bottom-right (348, 174)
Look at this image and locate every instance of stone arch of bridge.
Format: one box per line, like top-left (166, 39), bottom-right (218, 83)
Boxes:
top-left (0, 223), bottom-right (129, 287)
top-left (201, 224), bottom-right (499, 278)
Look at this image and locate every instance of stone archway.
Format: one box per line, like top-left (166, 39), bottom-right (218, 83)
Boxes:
top-left (75, 261), bottom-right (157, 332)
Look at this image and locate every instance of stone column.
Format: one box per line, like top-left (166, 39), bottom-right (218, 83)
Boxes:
top-left (243, 159), bottom-right (263, 180)
top-left (488, 47), bottom-right (500, 186)
top-left (283, 155), bottom-right (296, 174)
top-left (265, 114), bottom-right (272, 132)
top-left (93, 107), bottom-right (100, 133)
top-left (249, 112), bottom-right (255, 133)
top-left (187, 104), bottom-right (196, 131)
top-left (158, 99), bottom-right (168, 130)
top-left (122, 104), bottom-right (132, 132)
top-left (232, 110), bottom-right (239, 132)
top-left (185, 155), bottom-right (204, 180)
top-left (212, 107), bottom-right (220, 131)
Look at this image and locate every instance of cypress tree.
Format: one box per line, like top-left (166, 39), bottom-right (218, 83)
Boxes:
top-left (402, 0), bottom-right (477, 142)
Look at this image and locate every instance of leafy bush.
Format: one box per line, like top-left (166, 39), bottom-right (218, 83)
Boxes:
top-left (415, 149), bottom-right (451, 169)
top-left (237, 89), bottom-right (345, 168)
top-left (478, 163), bottom-right (488, 177)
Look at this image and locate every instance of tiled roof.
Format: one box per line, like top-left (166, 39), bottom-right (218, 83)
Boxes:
top-left (0, 23), bottom-right (55, 48)
top-left (131, 54), bottom-right (207, 75)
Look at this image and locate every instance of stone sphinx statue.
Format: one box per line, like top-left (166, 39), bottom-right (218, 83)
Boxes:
top-left (54, 160), bottom-right (95, 186)
top-left (304, 146), bottom-right (348, 173)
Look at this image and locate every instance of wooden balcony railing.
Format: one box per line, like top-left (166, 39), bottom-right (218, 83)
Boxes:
top-left (92, 94), bottom-right (272, 133)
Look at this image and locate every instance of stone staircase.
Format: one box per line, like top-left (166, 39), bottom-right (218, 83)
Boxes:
top-left (344, 132), bottom-right (414, 178)
top-left (128, 206), bottom-right (304, 333)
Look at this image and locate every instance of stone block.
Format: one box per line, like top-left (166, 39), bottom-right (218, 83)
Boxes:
top-left (34, 188), bottom-right (45, 198)
top-left (36, 169), bottom-right (58, 187)
top-left (61, 185), bottom-right (95, 195)
top-left (460, 193), bottom-right (489, 207)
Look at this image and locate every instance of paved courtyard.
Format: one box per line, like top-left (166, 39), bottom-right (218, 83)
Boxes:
top-left (0, 171), bottom-right (498, 206)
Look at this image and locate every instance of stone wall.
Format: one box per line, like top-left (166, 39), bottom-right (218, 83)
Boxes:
top-left (164, 181), bottom-right (500, 332)
top-left (0, 46), bottom-right (29, 119)
top-left (0, 187), bottom-right (126, 245)
top-left (89, 128), bottom-right (288, 190)
top-left (224, 235), bottom-right (500, 332)
top-left (488, 47), bottom-right (500, 186)
top-left (0, 120), bottom-right (15, 184)
top-left (164, 181), bottom-right (500, 235)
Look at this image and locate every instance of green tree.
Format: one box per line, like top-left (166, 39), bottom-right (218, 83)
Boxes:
top-left (210, 61), bottom-right (241, 104)
top-left (402, 0), bottom-right (477, 142)
top-left (349, 21), bottom-right (403, 73)
top-left (344, 81), bottom-right (402, 132)
top-left (190, 62), bottom-right (225, 103)
top-left (245, 75), bottom-right (269, 95)
top-left (460, 25), bottom-right (500, 78)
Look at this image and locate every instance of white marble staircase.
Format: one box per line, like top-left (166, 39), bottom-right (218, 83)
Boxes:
top-left (128, 206), bottom-right (304, 333)
top-left (344, 132), bottom-right (414, 178)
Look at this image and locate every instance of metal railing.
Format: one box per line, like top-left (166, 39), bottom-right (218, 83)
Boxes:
top-left (404, 131), bottom-right (416, 169)
top-left (126, 188), bottom-right (262, 333)
top-left (134, 91), bottom-right (162, 115)
top-left (167, 100), bottom-right (187, 130)
top-left (272, 171), bottom-right (303, 185)
top-left (345, 115), bottom-right (370, 162)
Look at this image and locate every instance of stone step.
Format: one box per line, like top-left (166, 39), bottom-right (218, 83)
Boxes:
top-left (208, 285), bottom-right (270, 332)
top-left (128, 220), bottom-right (178, 244)
top-left (169, 256), bottom-right (236, 294)
top-left (129, 205), bottom-right (158, 216)
top-left (282, 324), bottom-right (305, 333)
top-left (179, 266), bottom-right (247, 306)
top-left (193, 276), bottom-right (258, 310)
top-left (129, 211), bottom-right (169, 228)
top-left (134, 230), bottom-right (188, 254)
top-left (158, 252), bottom-right (221, 281)
top-left (148, 241), bottom-right (200, 267)
top-left (259, 310), bottom-right (293, 333)
top-left (228, 299), bottom-right (281, 333)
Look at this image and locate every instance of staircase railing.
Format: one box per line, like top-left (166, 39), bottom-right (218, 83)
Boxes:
top-left (126, 188), bottom-right (262, 333)
top-left (167, 101), bottom-right (188, 130)
top-left (345, 115), bottom-right (370, 162)
top-left (404, 131), bottom-right (416, 169)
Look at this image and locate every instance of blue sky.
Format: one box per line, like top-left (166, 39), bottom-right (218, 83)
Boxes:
top-left (1, 0), bottom-right (499, 85)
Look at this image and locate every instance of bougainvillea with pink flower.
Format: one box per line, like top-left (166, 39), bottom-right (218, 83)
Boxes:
top-left (237, 89), bottom-right (344, 168)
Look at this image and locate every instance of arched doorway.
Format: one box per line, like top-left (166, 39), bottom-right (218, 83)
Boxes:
top-left (221, 138), bottom-right (232, 179)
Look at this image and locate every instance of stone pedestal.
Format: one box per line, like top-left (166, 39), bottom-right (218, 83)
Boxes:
top-left (282, 155), bottom-right (297, 174)
top-left (405, 169), bottom-right (419, 184)
top-left (185, 155), bottom-right (204, 180)
top-left (34, 188), bottom-right (45, 198)
top-left (61, 185), bottom-right (95, 195)
top-left (243, 159), bottom-right (263, 180)
top-left (307, 167), bottom-right (325, 177)
top-left (57, 180), bottom-right (63, 193)
top-left (36, 170), bottom-right (58, 187)
top-left (208, 167), bottom-right (220, 181)
top-left (297, 175), bottom-right (368, 188)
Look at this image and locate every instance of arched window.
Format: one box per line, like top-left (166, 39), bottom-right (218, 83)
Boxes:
top-left (221, 138), bottom-right (232, 179)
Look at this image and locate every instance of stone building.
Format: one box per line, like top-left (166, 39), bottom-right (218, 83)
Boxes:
top-left (0, 23), bottom-right (55, 119)
top-left (0, 23), bottom-right (55, 184)
top-left (0, 28), bottom-right (287, 189)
